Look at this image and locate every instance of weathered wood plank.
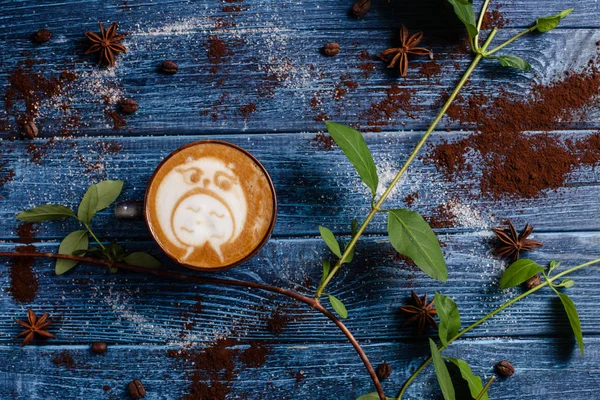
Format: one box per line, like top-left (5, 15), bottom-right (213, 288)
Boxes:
top-left (1, 132), bottom-right (600, 241)
top-left (1, 231), bottom-right (599, 343)
top-left (1, 338), bottom-right (598, 399)
top-left (0, 27), bottom-right (599, 135)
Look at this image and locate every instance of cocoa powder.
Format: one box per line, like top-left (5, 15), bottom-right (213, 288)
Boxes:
top-left (8, 223), bottom-right (39, 303)
top-left (361, 84), bottom-right (415, 131)
top-left (429, 60), bottom-right (600, 199)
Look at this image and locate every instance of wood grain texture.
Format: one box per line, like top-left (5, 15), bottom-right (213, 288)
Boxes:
top-left (1, 0), bottom-right (600, 399)
top-left (1, 230), bottom-right (599, 344)
top-left (1, 338), bottom-right (599, 399)
top-left (1, 132), bottom-right (600, 241)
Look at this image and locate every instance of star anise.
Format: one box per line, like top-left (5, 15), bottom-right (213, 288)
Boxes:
top-left (492, 220), bottom-right (543, 261)
top-left (377, 25), bottom-right (433, 77)
top-left (84, 22), bottom-right (127, 67)
top-left (14, 308), bottom-right (56, 346)
top-left (399, 291), bottom-right (437, 334)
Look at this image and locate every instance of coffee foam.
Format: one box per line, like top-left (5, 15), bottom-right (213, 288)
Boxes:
top-left (146, 142), bottom-right (276, 269)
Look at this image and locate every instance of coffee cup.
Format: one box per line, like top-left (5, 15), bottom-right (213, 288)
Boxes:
top-left (144, 140), bottom-right (277, 271)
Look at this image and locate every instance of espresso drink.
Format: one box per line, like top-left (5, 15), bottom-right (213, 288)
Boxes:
top-left (145, 141), bottom-right (276, 270)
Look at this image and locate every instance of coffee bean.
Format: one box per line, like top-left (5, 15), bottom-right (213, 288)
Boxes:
top-left (160, 60), bottom-right (178, 74)
top-left (21, 119), bottom-right (38, 139)
top-left (376, 361), bottom-right (392, 380)
top-left (119, 99), bottom-right (139, 114)
top-left (351, 0), bottom-right (371, 18)
top-left (495, 360), bottom-right (515, 377)
top-left (91, 342), bottom-right (107, 355)
top-left (33, 29), bottom-right (52, 43)
top-left (323, 42), bottom-right (340, 56)
top-left (128, 379), bottom-right (146, 399)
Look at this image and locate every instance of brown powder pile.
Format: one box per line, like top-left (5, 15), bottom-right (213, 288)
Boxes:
top-left (429, 60), bottom-right (600, 199)
top-left (239, 103), bottom-right (257, 120)
top-left (206, 36), bottom-right (231, 74)
top-left (361, 84), bottom-right (415, 131)
top-left (266, 308), bottom-right (291, 336)
top-left (169, 338), bottom-right (270, 399)
top-left (52, 351), bottom-right (76, 369)
top-left (419, 61), bottom-right (442, 79)
top-left (481, 7), bottom-right (509, 30)
top-left (8, 223), bottom-right (39, 303)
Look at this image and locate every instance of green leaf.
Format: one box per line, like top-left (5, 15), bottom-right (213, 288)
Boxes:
top-left (78, 184), bottom-right (99, 224)
top-left (94, 180), bottom-right (124, 212)
top-left (549, 260), bottom-right (561, 273)
top-left (320, 259), bottom-right (331, 286)
top-left (448, 358), bottom-right (487, 400)
top-left (123, 252), bottom-right (161, 269)
top-left (500, 258), bottom-right (545, 289)
top-left (446, 0), bottom-right (478, 39)
top-left (328, 294), bottom-right (348, 319)
top-left (356, 393), bottom-right (395, 400)
top-left (435, 292), bottom-right (461, 346)
top-left (387, 209), bottom-right (447, 282)
top-left (103, 242), bottom-right (127, 261)
top-left (429, 339), bottom-right (456, 400)
top-left (557, 279), bottom-right (575, 288)
top-left (325, 121), bottom-right (379, 197)
top-left (498, 55), bottom-right (532, 70)
top-left (319, 226), bottom-right (342, 258)
top-left (534, 8), bottom-right (574, 32)
top-left (17, 205), bottom-right (76, 222)
top-left (55, 230), bottom-right (89, 275)
top-left (557, 292), bottom-right (584, 355)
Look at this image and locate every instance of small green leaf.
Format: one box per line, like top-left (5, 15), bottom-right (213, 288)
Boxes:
top-left (430, 338), bottom-right (456, 400)
top-left (320, 259), bottom-right (331, 286)
top-left (356, 393), bottom-right (395, 400)
top-left (549, 260), bottom-right (561, 273)
top-left (387, 209), bottom-right (447, 282)
top-left (557, 279), bottom-right (575, 288)
top-left (94, 180), bottom-right (124, 212)
top-left (500, 259), bottom-right (545, 289)
top-left (17, 205), bottom-right (76, 222)
top-left (557, 292), bottom-right (584, 355)
top-left (123, 252), bottom-right (161, 269)
top-left (435, 292), bottom-right (461, 347)
top-left (55, 230), bottom-right (89, 275)
top-left (78, 184), bottom-right (99, 224)
top-left (446, 0), bottom-right (478, 39)
top-left (325, 121), bottom-right (379, 197)
top-left (534, 8), bottom-right (574, 32)
top-left (498, 55), bottom-right (532, 70)
top-left (319, 226), bottom-right (342, 258)
top-left (328, 294), bottom-right (348, 319)
top-left (103, 242), bottom-right (127, 261)
top-left (448, 358), bottom-right (487, 400)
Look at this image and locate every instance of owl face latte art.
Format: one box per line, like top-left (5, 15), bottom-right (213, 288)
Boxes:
top-left (145, 141), bottom-right (276, 270)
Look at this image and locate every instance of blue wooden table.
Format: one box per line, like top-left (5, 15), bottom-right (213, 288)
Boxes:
top-left (1, 0), bottom-right (600, 399)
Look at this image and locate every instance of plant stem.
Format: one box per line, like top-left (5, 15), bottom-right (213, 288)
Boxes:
top-left (85, 224), bottom-right (106, 250)
top-left (475, 376), bottom-right (496, 400)
top-left (314, 51), bottom-right (485, 300)
top-left (396, 258), bottom-right (600, 399)
top-left (0, 251), bottom-right (387, 400)
top-left (485, 27), bottom-right (535, 56)
top-left (474, 0), bottom-right (492, 49)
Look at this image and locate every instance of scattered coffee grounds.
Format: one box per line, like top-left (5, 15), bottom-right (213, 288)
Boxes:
top-left (105, 109), bottom-right (127, 130)
top-left (8, 223), bottom-right (39, 303)
top-left (419, 61), bottom-right (442, 79)
top-left (403, 192), bottom-right (419, 207)
top-left (290, 370), bottom-right (305, 383)
top-left (429, 59), bottom-right (600, 199)
top-left (266, 308), bottom-right (291, 336)
top-left (239, 103), bottom-right (257, 120)
top-left (168, 338), bottom-right (270, 399)
top-left (206, 36), bottom-right (231, 74)
top-left (357, 50), bottom-right (376, 79)
top-left (425, 204), bottom-right (456, 229)
top-left (360, 84), bottom-right (415, 131)
top-left (52, 350), bottom-right (76, 369)
top-left (0, 158), bottom-right (15, 198)
top-left (481, 6), bottom-right (509, 30)
top-left (103, 385), bottom-right (111, 392)
top-left (311, 132), bottom-right (335, 150)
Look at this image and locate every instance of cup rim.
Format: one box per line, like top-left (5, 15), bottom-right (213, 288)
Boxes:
top-left (144, 139), bottom-right (277, 272)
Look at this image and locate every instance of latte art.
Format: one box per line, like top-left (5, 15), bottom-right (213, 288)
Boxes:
top-left (146, 141), bottom-right (276, 270)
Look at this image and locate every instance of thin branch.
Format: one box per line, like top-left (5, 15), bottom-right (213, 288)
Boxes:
top-left (0, 251), bottom-right (386, 400)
